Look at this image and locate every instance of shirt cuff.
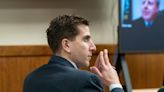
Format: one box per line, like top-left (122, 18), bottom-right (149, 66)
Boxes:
top-left (109, 83), bottom-right (123, 91)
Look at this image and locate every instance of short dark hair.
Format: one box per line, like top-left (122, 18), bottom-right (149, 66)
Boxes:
top-left (46, 15), bottom-right (89, 53)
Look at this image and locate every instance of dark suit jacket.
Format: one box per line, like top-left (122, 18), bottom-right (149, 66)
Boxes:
top-left (122, 13), bottom-right (164, 52)
top-left (132, 15), bottom-right (164, 32)
top-left (132, 10), bottom-right (164, 32)
top-left (158, 87), bottom-right (164, 92)
top-left (23, 55), bottom-right (124, 92)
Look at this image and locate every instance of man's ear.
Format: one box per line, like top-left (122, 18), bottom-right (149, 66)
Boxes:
top-left (61, 38), bottom-right (71, 53)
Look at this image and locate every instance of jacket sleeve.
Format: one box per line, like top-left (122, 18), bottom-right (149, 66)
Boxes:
top-left (79, 73), bottom-right (124, 92)
top-left (79, 74), bottom-right (104, 92)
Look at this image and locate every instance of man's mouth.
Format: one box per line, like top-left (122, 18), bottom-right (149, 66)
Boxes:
top-left (143, 11), bottom-right (149, 15)
top-left (88, 55), bottom-right (92, 57)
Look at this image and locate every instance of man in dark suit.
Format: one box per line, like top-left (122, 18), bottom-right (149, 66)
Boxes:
top-left (23, 15), bottom-right (124, 92)
top-left (132, 0), bottom-right (164, 31)
top-left (128, 0), bottom-right (164, 51)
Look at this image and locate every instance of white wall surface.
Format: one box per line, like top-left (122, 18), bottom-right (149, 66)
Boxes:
top-left (0, 0), bottom-right (118, 45)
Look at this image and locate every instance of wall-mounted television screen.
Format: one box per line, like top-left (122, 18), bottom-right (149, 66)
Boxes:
top-left (118, 0), bottom-right (164, 53)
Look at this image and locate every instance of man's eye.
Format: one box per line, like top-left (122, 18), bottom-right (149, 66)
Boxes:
top-left (84, 38), bottom-right (89, 42)
top-left (83, 36), bottom-right (91, 42)
top-left (148, 2), bottom-right (153, 5)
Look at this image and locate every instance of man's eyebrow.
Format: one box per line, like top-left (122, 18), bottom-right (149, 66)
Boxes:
top-left (142, 1), bottom-right (145, 4)
top-left (84, 35), bottom-right (91, 39)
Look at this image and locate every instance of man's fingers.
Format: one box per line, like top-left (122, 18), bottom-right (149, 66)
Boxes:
top-left (90, 67), bottom-right (102, 77)
top-left (103, 49), bottom-right (114, 69)
top-left (103, 49), bottom-right (110, 65)
top-left (95, 52), bottom-right (100, 67)
top-left (99, 51), bottom-right (105, 67)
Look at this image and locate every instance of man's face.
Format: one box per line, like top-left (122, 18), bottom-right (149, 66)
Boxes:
top-left (69, 24), bottom-right (96, 68)
top-left (141, 0), bottom-right (159, 22)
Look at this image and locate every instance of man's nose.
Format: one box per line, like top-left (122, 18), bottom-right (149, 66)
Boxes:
top-left (90, 41), bottom-right (96, 52)
top-left (143, 2), bottom-right (148, 9)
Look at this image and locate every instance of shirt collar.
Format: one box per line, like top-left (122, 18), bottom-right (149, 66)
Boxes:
top-left (144, 20), bottom-right (153, 27)
top-left (67, 60), bottom-right (78, 69)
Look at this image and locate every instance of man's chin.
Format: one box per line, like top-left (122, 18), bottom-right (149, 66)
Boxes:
top-left (143, 16), bottom-right (151, 21)
top-left (78, 61), bottom-right (90, 69)
top-left (84, 62), bottom-right (90, 68)
top-left (84, 62), bottom-right (90, 67)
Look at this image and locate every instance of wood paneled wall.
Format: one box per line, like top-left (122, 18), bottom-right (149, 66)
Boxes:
top-left (0, 45), bottom-right (164, 92)
top-left (0, 46), bottom-right (51, 92)
top-left (126, 53), bottom-right (164, 88)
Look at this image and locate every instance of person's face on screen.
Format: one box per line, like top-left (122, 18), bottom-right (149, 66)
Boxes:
top-left (141, 0), bottom-right (159, 22)
top-left (68, 24), bottom-right (96, 68)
